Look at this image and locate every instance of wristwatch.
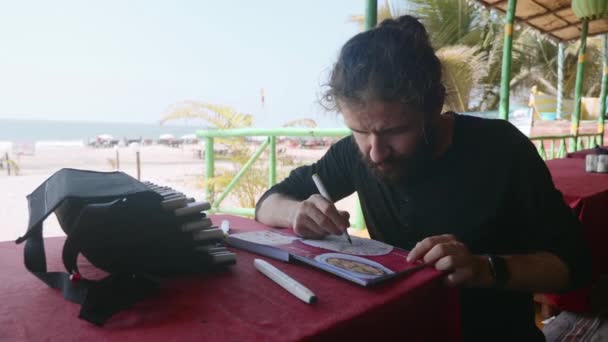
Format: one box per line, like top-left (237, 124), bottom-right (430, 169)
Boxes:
top-left (487, 255), bottom-right (509, 288)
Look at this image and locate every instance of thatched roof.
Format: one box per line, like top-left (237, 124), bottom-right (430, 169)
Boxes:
top-left (476, 0), bottom-right (608, 41)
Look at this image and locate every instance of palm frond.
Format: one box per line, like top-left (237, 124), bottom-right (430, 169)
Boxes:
top-left (281, 118), bottom-right (318, 128)
top-left (437, 45), bottom-right (486, 112)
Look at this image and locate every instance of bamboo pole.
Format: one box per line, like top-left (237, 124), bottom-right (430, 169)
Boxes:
top-left (205, 137), bottom-right (215, 202)
top-left (498, 0), bottom-right (517, 120)
top-left (269, 136), bottom-right (276, 187)
top-left (197, 127), bottom-right (350, 138)
top-left (557, 42), bottom-right (565, 119)
top-left (599, 34), bottom-right (608, 146)
top-left (365, 0), bottom-right (377, 30)
top-left (571, 17), bottom-right (589, 152)
top-left (351, 0), bottom-right (379, 230)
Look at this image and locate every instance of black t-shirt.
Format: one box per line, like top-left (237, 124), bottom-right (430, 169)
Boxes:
top-left (256, 114), bottom-right (592, 341)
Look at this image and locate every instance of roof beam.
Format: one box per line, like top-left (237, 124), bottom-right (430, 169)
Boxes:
top-left (487, 0), bottom-right (509, 8)
top-left (523, 4), bottom-right (571, 21)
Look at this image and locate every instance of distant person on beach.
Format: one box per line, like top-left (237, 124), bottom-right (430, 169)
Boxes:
top-left (255, 15), bottom-right (591, 341)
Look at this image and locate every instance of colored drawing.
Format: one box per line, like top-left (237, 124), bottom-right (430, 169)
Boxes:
top-left (301, 235), bottom-right (393, 256)
top-left (314, 253), bottom-right (394, 278)
top-left (232, 230), bottom-right (299, 246)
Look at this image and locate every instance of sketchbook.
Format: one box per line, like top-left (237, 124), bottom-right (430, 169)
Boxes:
top-left (226, 228), bottom-right (426, 287)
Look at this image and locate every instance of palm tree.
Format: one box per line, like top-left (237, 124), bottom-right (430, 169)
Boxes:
top-left (349, 0), bottom-right (605, 113)
top-left (349, 0), bottom-right (488, 112)
top-left (160, 101), bottom-right (295, 208)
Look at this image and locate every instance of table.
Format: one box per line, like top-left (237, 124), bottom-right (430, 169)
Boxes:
top-left (0, 214), bottom-right (460, 342)
top-left (541, 159), bottom-right (608, 314)
top-left (566, 146), bottom-right (608, 159)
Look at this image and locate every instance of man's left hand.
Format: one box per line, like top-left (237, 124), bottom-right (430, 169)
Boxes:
top-left (406, 234), bottom-right (493, 287)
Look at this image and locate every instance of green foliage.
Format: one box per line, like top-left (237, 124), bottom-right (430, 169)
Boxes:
top-left (437, 45), bottom-right (486, 112)
top-left (349, 0), bottom-right (606, 112)
top-left (161, 101), bottom-right (295, 208)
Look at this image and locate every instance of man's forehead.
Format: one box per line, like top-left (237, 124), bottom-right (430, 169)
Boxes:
top-left (340, 100), bottom-right (421, 129)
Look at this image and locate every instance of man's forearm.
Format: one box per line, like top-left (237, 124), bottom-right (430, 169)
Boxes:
top-left (256, 193), bottom-right (300, 228)
top-left (474, 252), bottom-right (571, 293)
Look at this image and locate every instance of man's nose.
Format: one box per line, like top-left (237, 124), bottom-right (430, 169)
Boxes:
top-left (369, 135), bottom-right (390, 164)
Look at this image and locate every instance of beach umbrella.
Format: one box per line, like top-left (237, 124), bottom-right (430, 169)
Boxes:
top-left (179, 134), bottom-right (197, 141)
top-left (159, 134), bottom-right (175, 141)
top-left (97, 134), bottom-right (114, 141)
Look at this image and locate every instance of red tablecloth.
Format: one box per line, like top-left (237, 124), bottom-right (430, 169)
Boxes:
top-left (0, 214), bottom-right (460, 342)
top-left (544, 159), bottom-right (608, 312)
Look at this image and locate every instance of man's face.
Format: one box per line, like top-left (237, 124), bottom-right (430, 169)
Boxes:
top-left (340, 100), bottom-right (431, 183)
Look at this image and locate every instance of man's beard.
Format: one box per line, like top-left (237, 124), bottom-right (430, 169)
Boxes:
top-left (360, 138), bottom-right (434, 185)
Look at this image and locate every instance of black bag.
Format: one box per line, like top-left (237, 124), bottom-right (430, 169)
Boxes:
top-left (16, 168), bottom-right (231, 325)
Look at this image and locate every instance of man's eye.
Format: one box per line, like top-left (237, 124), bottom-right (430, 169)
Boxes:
top-left (386, 126), bottom-right (413, 135)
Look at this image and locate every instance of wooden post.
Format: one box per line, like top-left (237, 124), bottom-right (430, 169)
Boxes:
top-left (5, 152), bottom-right (10, 176)
top-left (136, 151), bottom-right (141, 180)
top-left (115, 147), bottom-right (120, 170)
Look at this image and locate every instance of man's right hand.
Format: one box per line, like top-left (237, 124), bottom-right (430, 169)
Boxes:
top-left (290, 194), bottom-right (350, 239)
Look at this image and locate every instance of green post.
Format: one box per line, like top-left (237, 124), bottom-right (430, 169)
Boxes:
top-left (213, 139), bottom-right (269, 209)
top-left (269, 136), bottom-right (277, 187)
top-left (205, 137), bottom-right (215, 201)
top-left (365, 0), bottom-right (377, 30)
top-left (352, 194), bottom-right (366, 230)
top-left (571, 17), bottom-right (589, 151)
top-left (599, 34), bottom-right (608, 146)
top-left (352, 0), bottom-right (377, 230)
top-left (499, 0), bottom-right (517, 121)
top-left (557, 42), bottom-right (565, 119)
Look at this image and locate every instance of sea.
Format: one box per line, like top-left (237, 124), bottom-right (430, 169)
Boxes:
top-left (0, 118), bottom-right (201, 145)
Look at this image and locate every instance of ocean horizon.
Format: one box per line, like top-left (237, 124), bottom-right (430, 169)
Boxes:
top-left (0, 118), bottom-right (203, 143)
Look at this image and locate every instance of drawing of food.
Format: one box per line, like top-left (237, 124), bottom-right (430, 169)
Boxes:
top-left (325, 257), bottom-right (386, 276)
top-left (314, 253), bottom-right (394, 278)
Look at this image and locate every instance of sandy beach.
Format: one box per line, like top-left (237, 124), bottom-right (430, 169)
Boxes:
top-left (0, 143), bottom-right (360, 242)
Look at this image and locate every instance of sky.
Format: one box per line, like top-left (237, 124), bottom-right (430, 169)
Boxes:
top-left (0, 0), bottom-right (370, 128)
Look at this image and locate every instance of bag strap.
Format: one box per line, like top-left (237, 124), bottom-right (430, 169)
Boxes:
top-left (23, 223), bottom-right (89, 303)
top-left (20, 207), bottom-right (160, 326)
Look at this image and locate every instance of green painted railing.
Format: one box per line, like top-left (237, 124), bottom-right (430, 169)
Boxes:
top-left (196, 125), bottom-right (602, 226)
top-left (530, 132), bottom-right (603, 160)
top-left (195, 128), bottom-right (369, 228)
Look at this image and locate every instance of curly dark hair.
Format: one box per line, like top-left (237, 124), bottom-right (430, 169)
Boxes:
top-left (323, 15), bottom-right (444, 114)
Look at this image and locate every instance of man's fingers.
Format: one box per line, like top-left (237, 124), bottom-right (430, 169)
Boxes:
top-left (294, 215), bottom-right (327, 239)
top-left (307, 196), bottom-right (348, 234)
top-left (435, 255), bottom-right (457, 272)
top-left (307, 204), bottom-right (343, 235)
top-left (339, 210), bottom-right (351, 222)
top-left (423, 241), bottom-right (464, 264)
top-left (309, 195), bottom-right (349, 233)
top-left (407, 234), bottom-right (457, 262)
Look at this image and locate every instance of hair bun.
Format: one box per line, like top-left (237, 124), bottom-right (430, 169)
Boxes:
top-left (379, 15), bottom-right (431, 48)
